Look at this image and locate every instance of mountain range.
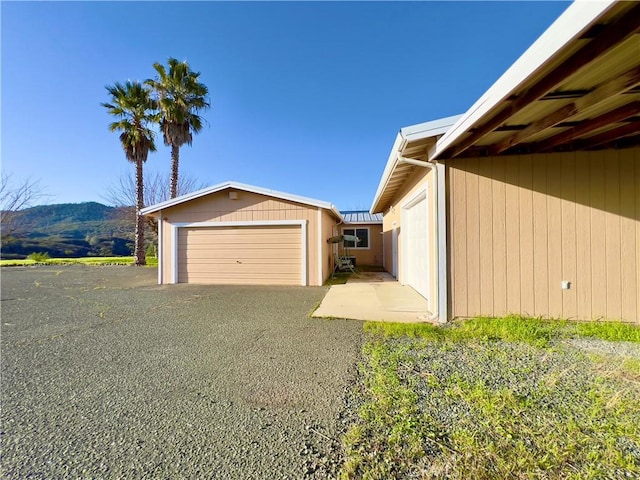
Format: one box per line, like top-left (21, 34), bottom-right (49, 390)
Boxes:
top-left (0, 202), bottom-right (152, 259)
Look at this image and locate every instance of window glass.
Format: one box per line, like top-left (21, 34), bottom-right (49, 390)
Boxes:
top-left (342, 228), bottom-right (369, 248)
top-left (356, 228), bottom-right (369, 248)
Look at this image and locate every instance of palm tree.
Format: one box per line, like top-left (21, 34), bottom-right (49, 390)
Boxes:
top-left (101, 81), bottom-right (157, 266)
top-left (146, 58), bottom-right (210, 199)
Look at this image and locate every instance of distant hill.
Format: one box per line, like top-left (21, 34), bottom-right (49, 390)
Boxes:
top-left (1, 201), bottom-right (155, 259)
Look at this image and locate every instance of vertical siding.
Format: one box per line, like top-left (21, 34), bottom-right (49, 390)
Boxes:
top-left (545, 155), bottom-right (563, 317)
top-left (561, 153), bottom-right (577, 317)
top-left (448, 148), bottom-right (640, 323)
top-left (491, 156), bottom-right (508, 315)
top-left (619, 149), bottom-right (638, 321)
top-left (532, 156), bottom-right (549, 316)
top-left (322, 210), bottom-right (337, 284)
top-left (450, 163), bottom-right (468, 317)
top-left (589, 153), bottom-right (607, 317)
top-left (505, 156), bottom-right (521, 314)
top-left (478, 158), bottom-right (494, 315)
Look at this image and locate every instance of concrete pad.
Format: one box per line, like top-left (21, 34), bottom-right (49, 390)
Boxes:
top-left (312, 273), bottom-right (432, 323)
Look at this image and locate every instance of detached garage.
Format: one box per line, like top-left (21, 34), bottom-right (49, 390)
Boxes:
top-left (141, 181), bottom-right (342, 286)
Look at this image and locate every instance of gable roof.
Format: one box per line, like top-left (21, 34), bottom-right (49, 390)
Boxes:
top-left (430, 0), bottom-right (639, 160)
top-left (140, 180), bottom-right (342, 219)
top-left (341, 210), bottom-right (383, 224)
top-left (370, 115), bottom-right (462, 213)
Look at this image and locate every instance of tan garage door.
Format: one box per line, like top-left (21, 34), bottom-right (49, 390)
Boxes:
top-left (177, 225), bottom-right (302, 285)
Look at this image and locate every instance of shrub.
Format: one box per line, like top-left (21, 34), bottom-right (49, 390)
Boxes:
top-left (27, 252), bottom-right (50, 263)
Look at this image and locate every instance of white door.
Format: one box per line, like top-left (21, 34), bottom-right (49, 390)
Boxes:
top-left (403, 192), bottom-right (429, 300)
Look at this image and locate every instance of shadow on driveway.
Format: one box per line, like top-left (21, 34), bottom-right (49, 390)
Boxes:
top-left (1, 265), bottom-right (363, 479)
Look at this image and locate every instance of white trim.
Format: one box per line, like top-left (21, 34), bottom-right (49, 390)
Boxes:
top-left (157, 211), bottom-right (163, 285)
top-left (342, 227), bottom-right (371, 250)
top-left (435, 163), bottom-right (448, 323)
top-left (171, 224), bottom-right (178, 284)
top-left (430, 0), bottom-right (616, 160)
top-left (317, 208), bottom-right (323, 286)
top-left (170, 220), bottom-right (308, 286)
top-left (140, 180), bottom-right (342, 220)
top-left (301, 221), bottom-right (308, 286)
top-left (342, 221), bottom-right (382, 225)
top-left (173, 220), bottom-right (304, 228)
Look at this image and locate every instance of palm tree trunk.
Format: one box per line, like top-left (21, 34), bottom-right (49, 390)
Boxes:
top-left (170, 144), bottom-right (180, 199)
top-left (134, 159), bottom-right (146, 266)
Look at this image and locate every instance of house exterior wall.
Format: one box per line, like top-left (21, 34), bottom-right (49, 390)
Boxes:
top-left (321, 209), bottom-right (337, 284)
top-left (380, 167), bottom-right (439, 309)
top-left (157, 189), bottom-right (331, 286)
top-left (340, 224), bottom-right (383, 266)
top-left (447, 148), bottom-right (640, 323)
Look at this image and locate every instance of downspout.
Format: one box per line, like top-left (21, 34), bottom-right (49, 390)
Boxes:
top-left (397, 155), bottom-right (448, 323)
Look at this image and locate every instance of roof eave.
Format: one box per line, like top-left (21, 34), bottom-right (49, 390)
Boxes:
top-left (370, 115), bottom-right (463, 214)
top-left (429, 0), bottom-right (618, 160)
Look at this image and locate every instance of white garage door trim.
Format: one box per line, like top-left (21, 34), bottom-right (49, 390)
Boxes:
top-left (401, 185), bottom-right (430, 302)
top-left (170, 220), bottom-right (308, 286)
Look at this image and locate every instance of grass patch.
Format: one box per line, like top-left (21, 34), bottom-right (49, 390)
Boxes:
top-left (324, 273), bottom-right (352, 286)
top-left (573, 321), bottom-right (640, 343)
top-left (0, 256), bottom-right (158, 267)
top-left (341, 316), bottom-right (640, 479)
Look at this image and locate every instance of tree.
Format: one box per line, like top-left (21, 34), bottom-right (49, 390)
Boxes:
top-left (101, 81), bottom-right (156, 266)
top-left (1, 172), bottom-right (48, 236)
top-left (101, 170), bottom-right (207, 239)
top-left (101, 170), bottom-right (207, 208)
top-left (146, 58), bottom-right (210, 199)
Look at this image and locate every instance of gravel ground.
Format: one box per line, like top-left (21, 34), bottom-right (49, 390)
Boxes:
top-left (0, 265), bottom-right (363, 479)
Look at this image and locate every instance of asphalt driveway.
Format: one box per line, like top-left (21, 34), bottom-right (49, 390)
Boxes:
top-left (1, 266), bottom-right (363, 479)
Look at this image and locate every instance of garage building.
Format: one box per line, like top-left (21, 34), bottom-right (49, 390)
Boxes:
top-left (141, 181), bottom-right (342, 286)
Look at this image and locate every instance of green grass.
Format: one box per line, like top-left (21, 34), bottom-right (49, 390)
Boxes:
top-left (324, 272), bottom-right (352, 286)
top-left (364, 315), bottom-right (639, 345)
top-left (0, 256), bottom-right (158, 267)
top-left (573, 320), bottom-right (640, 343)
top-left (341, 316), bottom-right (640, 479)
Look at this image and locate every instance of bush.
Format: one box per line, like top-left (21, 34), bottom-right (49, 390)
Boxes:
top-left (27, 252), bottom-right (50, 263)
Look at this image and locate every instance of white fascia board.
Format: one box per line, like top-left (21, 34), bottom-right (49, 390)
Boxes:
top-left (370, 131), bottom-right (404, 214)
top-left (342, 221), bottom-right (383, 225)
top-left (370, 115), bottom-right (461, 214)
top-left (401, 114), bottom-right (464, 143)
top-left (140, 180), bottom-right (343, 220)
top-left (430, 0), bottom-right (617, 160)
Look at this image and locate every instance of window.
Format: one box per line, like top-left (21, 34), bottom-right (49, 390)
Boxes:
top-left (343, 227), bottom-right (369, 249)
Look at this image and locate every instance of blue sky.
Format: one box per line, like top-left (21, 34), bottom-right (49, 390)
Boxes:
top-left (2, 1), bottom-right (569, 210)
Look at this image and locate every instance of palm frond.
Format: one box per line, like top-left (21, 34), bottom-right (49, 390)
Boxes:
top-left (147, 57), bottom-right (210, 149)
top-left (103, 80), bottom-right (157, 163)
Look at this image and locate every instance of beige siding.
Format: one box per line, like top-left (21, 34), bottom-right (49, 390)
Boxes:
top-left (448, 148), bottom-right (640, 323)
top-left (340, 224), bottom-right (383, 266)
top-left (177, 225), bottom-right (301, 284)
top-left (156, 189), bottom-right (330, 286)
top-left (321, 209), bottom-right (337, 284)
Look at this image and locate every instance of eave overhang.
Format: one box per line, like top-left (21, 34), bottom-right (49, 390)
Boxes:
top-left (370, 115), bottom-right (462, 214)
